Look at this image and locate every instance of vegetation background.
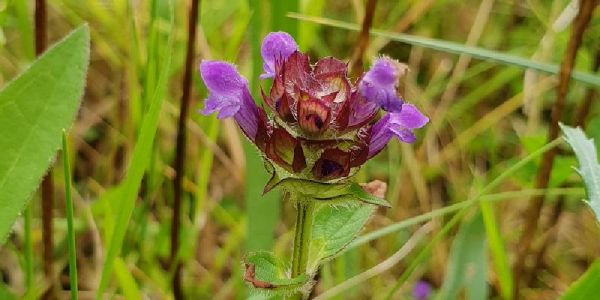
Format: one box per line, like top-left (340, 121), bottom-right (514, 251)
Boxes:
top-left (0, 0), bottom-right (599, 299)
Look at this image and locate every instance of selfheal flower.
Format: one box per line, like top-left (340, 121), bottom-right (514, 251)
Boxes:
top-left (200, 32), bottom-right (428, 182)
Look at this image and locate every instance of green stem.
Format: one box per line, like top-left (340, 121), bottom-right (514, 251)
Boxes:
top-left (62, 131), bottom-right (78, 300)
top-left (291, 199), bottom-right (315, 279)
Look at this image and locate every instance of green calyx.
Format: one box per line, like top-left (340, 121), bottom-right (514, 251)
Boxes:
top-left (264, 161), bottom-right (391, 207)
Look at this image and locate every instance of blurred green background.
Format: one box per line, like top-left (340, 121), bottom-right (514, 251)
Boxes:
top-left (0, 0), bottom-right (599, 299)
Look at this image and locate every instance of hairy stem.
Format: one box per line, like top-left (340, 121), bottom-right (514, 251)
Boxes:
top-left (290, 199), bottom-right (316, 299)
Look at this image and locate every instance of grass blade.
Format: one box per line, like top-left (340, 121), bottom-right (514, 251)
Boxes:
top-left (61, 130), bottom-right (78, 300)
top-left (436, 213), bottom-right (488, 300)
top-left (480, 201), bottom-right (513, 300)
top-left (96, 3), bottom-right (174, 296)
top-left (287, 13), bottom-right (600, 88)
top-left (561, 259), bottom-right (600, 300)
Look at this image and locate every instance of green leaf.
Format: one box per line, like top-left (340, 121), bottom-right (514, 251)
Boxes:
top-left (560, 124), bottom-right (600, 222)
top-left (561, 259), bottom-right (600, 300)
top-left (309, 203), bottom-right (375, 268)
top-left (287, 13), bottom-right (600, 88)
top-left (0, 25), bottom-right (90, 243)
top-left (244, 251), bottom-right (309, 295)
top-left (437, 212), bottom-right (488, 300)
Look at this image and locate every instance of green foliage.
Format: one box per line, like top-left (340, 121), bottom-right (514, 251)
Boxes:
top-left (437, 212), bottom-right (488, 300)
top-left (309, 203), bottom-right (375, 269)
top-left (96, 2), bottom-right (174, 296)
top-left (0, 283), bottom-right (16, 300)
top-left (62, 131), bottom-right (78, 300)
top-left (0, 25), bottom-right (89, 243)
top-left (480, 201), bottom-right (513, 300)
top-left (561, 259), bottom-right (600, 300)
top-left (561, 124), bottom-right (600, 221)
top-left (245, 251), bottom-right (310, 295)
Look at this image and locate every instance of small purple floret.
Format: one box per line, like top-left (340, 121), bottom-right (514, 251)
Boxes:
top-left (260, 32), bottom-right (298, 79)
top-left (368, 104), bottom-right (429, 158)
top-left (199, 60), bottom-right (260, 139)
top-left (199, 61), bottom-right (248, 118)
top-left (412, 280), bottom-right (432, 300)
top-left (359, 56), bottom-right (407, 112)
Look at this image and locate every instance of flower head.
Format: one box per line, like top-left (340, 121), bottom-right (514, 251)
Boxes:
top-left (200, 32), bottom-right (428, 182)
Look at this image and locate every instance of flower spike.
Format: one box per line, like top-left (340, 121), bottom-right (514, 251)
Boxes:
top-left (200, 31), bottom-right (428, 182)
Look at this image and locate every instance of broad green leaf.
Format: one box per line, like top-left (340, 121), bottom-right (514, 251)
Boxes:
top-left (244, 251), bottom-right (309, 295)
top-left (0, 25), bottom-right (90, 243)
top-left (437, 213), bottom-right (488, 300)
top-left (561, 259), bottom-right (600, 300)
top-left (308, 203), bottom-right (375, 269)
top-left (287, 13), bottom-right (600, 88)
top-left (560, 124), bottom-right (600, 221)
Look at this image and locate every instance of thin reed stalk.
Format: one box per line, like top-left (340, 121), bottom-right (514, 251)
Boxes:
top-left (171, 0), bottom-right (200, 299)
top-left (35, 0), bottom-right (54, 299)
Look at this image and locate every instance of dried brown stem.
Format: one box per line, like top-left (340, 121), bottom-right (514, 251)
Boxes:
top-left (513, 0), bottom-right (597, 296)
top-left (349, 0), bottom-right (378, 77)
top-left (35, 0), bottom-right (54, 299)
top-left (171, 0), bottom-right (200, 299)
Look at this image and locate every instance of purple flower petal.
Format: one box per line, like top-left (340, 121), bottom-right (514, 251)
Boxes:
top-left (359, 56), bottom-right (407, 112)
top-left (199, 60), bottom-right (261, 140)
top-left (200, 60), bottom-right (249, 118)
top-left (367, 104), bottom-right (428, 157)
top-left (260, 31), bottom-right (298, 79)
top-left (200, 60), bottom-right (248, 95)
top-left (391, 103), bottom-right (429, 129)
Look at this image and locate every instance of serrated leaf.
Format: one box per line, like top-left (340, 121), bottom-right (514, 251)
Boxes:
top-left (308, 203), bottom-right (375, 268)
top-left (437, 212), bottom-right (488, 300)
top-left (0, 25), bottom-right (89, 243)
top-left (561, 259), bottom-right (600, 300)
top-left (244, 251), bottom-right (309, 294)
top-left (560, 124), bottom-right (600, 221)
